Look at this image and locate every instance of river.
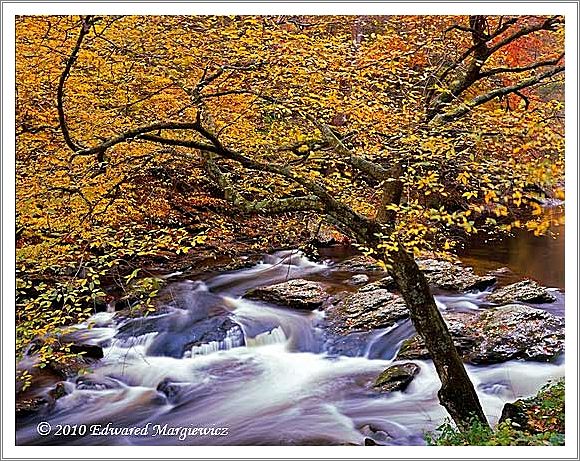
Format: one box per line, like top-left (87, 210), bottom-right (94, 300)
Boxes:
top-left (16, 224), bottom-right (565, 446)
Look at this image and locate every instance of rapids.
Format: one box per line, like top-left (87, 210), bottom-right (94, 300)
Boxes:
top-left (16, 250), bottom-right (565, 445)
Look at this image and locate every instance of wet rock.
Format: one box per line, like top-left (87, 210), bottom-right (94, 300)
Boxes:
top-left (348, 274), bottom-right (370, 285)
top-left (323, 330), bottom-right (378, 357)
top-left (396, 311), bottom-right (479, 360)
top-left (498, 380), bottom-right (564, 435)
top-left (16, 382), bottom-right (70, 419)
top-left (157, 378), bottom-right (189, 402)
top-left (16, 397), bottom-right (47, 418)
top-left (359, 424), bottom-right (391, 445)
top-left (374, 363), bottom-right (420, 392)
top-left (499, 402), bottom-right (529, 430)
top-left (396, 305), bottom-right (564, 364)
top-left (468, 304), bottom-right (564, 363)
top-left (487, 279), bottom-right (557, 304)
top-left (75, 375), bottom-right (122, 391)
top-left (416, 258), bottom-right (455, 273)
top-left (68, 343), bottom-right (104, 360)
top-left (329, 289), bottom-right (409, 333)
top-left (335, 255), bottom-right (384, 272)
top-left (417, 258), bottom-right (496, 292)
top-left (245, 279), bottom-right (328, 310)
top-left (47, 382), bottom-right (69, 400)
top-left (358, 276), bottom-right (396, 292)
top-left (116, 314), bottom-right (168, 340)
top-left (183, 317), bottom-right (245, 356)
top-left (147, 315), bottom-right (245, 358)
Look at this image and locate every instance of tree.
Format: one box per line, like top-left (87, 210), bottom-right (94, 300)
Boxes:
top-left (16, 14), bottom-right (564, 429)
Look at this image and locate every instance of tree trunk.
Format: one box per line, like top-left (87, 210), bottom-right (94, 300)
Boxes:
top-left (387, 244), bottom-right (488, 429)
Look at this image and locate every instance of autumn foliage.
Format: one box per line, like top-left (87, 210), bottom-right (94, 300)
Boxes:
top-left (15, 15), bottom-right (564, 384)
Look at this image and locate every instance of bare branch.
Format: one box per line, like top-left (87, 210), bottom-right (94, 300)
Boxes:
top-left (488, 15), bottom-right (563, 55)
top-left (57, 15), bottom-right (97, 152)
top-left (480, 52), bottom-right (564, 78)
top-left (434, 65), bottom-right (564, 123)
top-left (69, 121), bottom-right (203, 160)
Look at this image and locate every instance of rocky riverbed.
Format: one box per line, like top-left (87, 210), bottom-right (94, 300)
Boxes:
top-left (16, 250), bottom-right (565, 445)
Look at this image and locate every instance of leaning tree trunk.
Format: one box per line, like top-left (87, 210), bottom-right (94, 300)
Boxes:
top-left (387, 244), bottom-right (488, 429)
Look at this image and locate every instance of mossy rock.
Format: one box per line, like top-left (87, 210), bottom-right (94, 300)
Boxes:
top-left (374, 362), bottom-right (420, 392)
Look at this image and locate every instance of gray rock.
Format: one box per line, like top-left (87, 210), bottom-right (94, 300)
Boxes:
top-left (147, 316), bottom-right (245, 358)
top-left (245, 279), bottom-right (328, 310)
top-left (397, 312), bottom-right (478, 360)
top-left (335, 255), bottom-right (384, 272)
top-left (487, 279), bottom-right (557, 304)
top-left (75, 376), bottom-right (122, 391)
top-left (329, 289), bottom-right (408, 333)
top-left (358, 276), bottom-right (396, 292)
top-left (359, 424), bottom-right (392, 445)
top-left (374, 363), bottom-right (420, 392)
top-left (348, 274), bottom-right (370, 285)
top-left (499, 402), bottom-right (530, 430)
top-left (469, 304), bottom-right (564, 363)
top-left (397, 305), bottom-right (564, 364)
top-left (417, 258), bottom-right (496, 292)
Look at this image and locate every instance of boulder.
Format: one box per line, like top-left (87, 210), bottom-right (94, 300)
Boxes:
top-left (487, 279), bottom-right (556, 304)
top-left (16, 397), bottom-right (47, 418)
top-left (348, 274), bottom-right (370, 285)
top-left (374, 363), bottom-right (420, 392)
top-left (329, 289), bottom-right (408, 333)
top-left (358, 276), bottom-right (396, 292)
top-left (359, 424), bottom-right (392, 445)
top-left (16, 382), bottom-right (70, 419)
top-left (417, 258), bottom-right (496, 292)
top-left (68, 343), bottom-right (104, 360)
top-left (335, 255), bottom-right (384, 272)
top-left (146, 315), bottom-right (245, 358)
top-left (183, 317), bottom-right (245, 356)
top-left (397, 305), bottom-right (564, 364)
top-left (245, 279), bottom-right (328, 310)
top-left (469, 304), bottom-right (564, 363)
top-left (116, 313), bottom-right (168, 340)
top-left (397, 312), bottom-right (477, 360)
top-left (499, 402), bottom-right (530, 430)
top-left (498, 380), bottom-right (564, 435)
top-left (323, 330), bottom-right (378, 357)
top-left (156, 378), bottom-right (190, 402)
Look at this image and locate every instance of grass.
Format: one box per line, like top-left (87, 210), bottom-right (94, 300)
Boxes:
top-left (426, 379), bottom-right (565, 446)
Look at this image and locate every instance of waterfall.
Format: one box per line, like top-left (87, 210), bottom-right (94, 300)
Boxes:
top-left (184, 327), bottom-right (246, 358)
top-left (246, 326), bottom-right (288, 347)
top-left (112, 332), bottom-right (158, 349)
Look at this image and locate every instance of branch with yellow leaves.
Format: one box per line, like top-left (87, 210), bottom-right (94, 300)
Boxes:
top-left (433, 64), bottom-right (564, 123)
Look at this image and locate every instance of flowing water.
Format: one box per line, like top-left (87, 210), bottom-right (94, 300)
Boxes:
top-left (16, 233), bottom-right (565, 445)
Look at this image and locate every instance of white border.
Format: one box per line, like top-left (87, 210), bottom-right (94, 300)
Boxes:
top-left (2, 2), bottom-right (578, 460)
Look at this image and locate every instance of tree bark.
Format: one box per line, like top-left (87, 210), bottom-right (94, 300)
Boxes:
top-left (387, 244), bottom-right (488, 428)
top-left (367, 160), bottom-right (489, 429)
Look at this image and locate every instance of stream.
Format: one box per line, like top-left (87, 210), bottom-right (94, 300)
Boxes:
top-left (16, 228), bottom-right (565, 446)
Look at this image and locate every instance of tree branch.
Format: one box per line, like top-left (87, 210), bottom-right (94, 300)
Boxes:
top-left (487, 15), bottom-right (563, 55)
top-left (69, 121), bottom-right (204, 160)
top-left (480, 52), bottom-right (564, 78)
top-left (203, 152), bottom-right (323, 215)
top-left (433, 65), bottom-right (564, 123)
top-left (57, 15), bottom-right (96, 152)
